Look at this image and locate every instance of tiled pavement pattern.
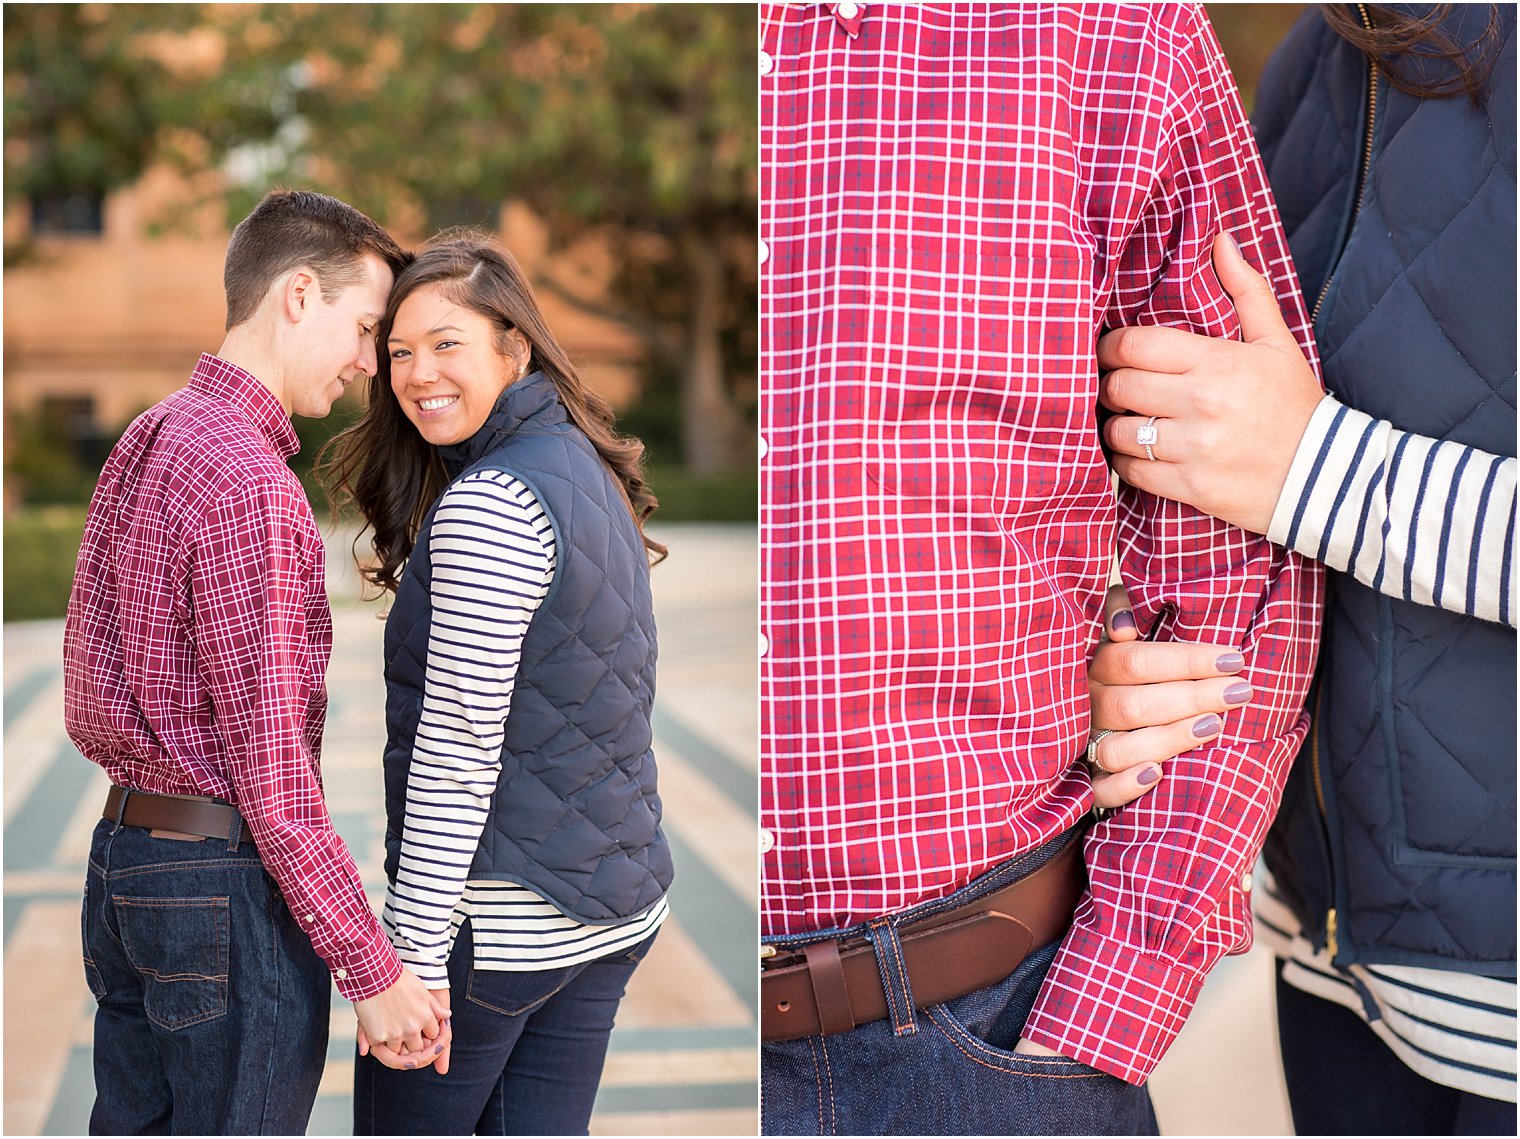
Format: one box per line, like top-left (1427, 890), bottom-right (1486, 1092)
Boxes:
top-left (3, 522), bottom-right (758, 1137)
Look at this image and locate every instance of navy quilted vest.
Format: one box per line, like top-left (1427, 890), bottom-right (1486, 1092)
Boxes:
top-left (1256, 5), bottom-right (1515, 977)
top-left (381, 371), bottom-right (671, 923)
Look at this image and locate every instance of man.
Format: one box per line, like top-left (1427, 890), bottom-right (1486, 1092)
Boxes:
top-left (65, 189), bottom-right (448, 1135)
top-left (758, 4), bottom-right (1323, 1133)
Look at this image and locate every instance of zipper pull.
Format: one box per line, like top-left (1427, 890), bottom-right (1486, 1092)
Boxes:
top-left (1326, 907), bottom-right (1339, 959)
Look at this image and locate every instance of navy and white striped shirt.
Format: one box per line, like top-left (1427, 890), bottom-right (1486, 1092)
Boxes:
top-left (1268, 394), bottom-right (1517, 627)
top-left (381, 469), bottom-right (667, 985)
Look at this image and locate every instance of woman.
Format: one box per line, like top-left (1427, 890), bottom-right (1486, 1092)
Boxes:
top-left (321, 232), bottom-right (673, 1135)
top-left (1089, 5), bottom-right (1514, 1134)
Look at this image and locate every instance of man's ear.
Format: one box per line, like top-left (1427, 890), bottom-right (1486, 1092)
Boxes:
top-left (283, 268), bottom-right (318, 323)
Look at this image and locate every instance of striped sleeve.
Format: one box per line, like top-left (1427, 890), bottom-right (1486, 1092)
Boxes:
top-left (381, 470), bottom-right (555, 987)
top-left (1267, 395), bottom-right (1517, 628)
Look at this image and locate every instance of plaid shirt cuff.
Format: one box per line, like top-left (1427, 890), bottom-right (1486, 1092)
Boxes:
top-left (330, 941), bottom-right (405, 1002)
top-left (1020, 926), bottom-right (1207, 1086)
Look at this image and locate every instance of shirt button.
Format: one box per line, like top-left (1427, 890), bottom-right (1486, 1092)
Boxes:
top-left (759, 434), bottom-right (769, 460)
top-left (335, 968), bottom-right (347, 980)
top-left (760, 50), bottom-right (774, 76)
top-left (1240, 872), bottom-right (1254, 893)
top-left (760, 829), bottom-right (776, 854)
top-left (760, 632), bottom-right (770, 657)
top-left (304, 913), bottom-right (316, 923)
top-left (759, 238), bottom-right (770, 265)
top-left (838, 1), bottom-right (861, 18)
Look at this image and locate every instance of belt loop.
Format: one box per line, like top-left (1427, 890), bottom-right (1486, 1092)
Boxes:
top-left (226, 811), bottom-right (242, 852)
top-left (866, 918), bottom-right (918, 1037)
top-left (111, 788), bottom-right (129, 834)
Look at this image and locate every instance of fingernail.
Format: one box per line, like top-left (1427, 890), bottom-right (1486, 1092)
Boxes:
top-left (1226, 231), bottom-right (1241, 253)
top-left (1214, 653), bottom-right (1244, 673)
top-left (1137, 766), bottom-right (1161, 786)
top-left (404, 1062), bottom-right (417, 1070)
top-left (1224, 682), bottom-right (1253, 705)
top-left (1111, 610), bottom-right (1136, 632)
top-left (1192, 714), bottom-right (1222, 738)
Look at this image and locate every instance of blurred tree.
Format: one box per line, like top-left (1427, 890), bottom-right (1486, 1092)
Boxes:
top-left (5, 4), bottom-right (756, 473)
top-left (1206, 4), bottom-right (1309, 112)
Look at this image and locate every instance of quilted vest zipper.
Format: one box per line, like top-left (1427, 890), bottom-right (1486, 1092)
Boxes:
top-left (1311, 3), bottom-right (1380, 325)
top-left (1309, 685), bottom-right (1339, 958)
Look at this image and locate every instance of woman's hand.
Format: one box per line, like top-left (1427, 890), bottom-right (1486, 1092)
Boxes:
top-left (1097, 233), bottom-right (1325, 536)
top-left (1087, 585), bottom-right (1253, 810)
top-left (357, 983), bottom-right (452, 1074)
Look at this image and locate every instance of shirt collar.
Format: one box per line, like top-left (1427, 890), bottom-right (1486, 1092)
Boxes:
top-left (189, 353), bottom-right (301, 460)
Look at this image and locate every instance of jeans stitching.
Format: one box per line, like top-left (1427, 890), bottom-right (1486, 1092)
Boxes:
top-left (465, 965), bottom-right (578, 1017)
top-left (818, 1033), bottom-right (837, 1135)
top-left (871, 920), bottom-right (920, 1036)
top-left (114, 895), bottom-right (230, 1031)
top-left (925, 1004), bottom-right (1103, 1079)
top-left (807, 1036), bottom-right (825, 1136)
top-left (106, 859), bottom-right (262, 880)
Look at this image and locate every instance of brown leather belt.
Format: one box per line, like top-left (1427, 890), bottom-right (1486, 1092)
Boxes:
top-left (103, 786), bottom-right (249, 846)
top-left (760, 835), bottom-right (1085, 1042)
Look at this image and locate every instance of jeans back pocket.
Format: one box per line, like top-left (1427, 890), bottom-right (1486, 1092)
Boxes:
top-left (113, 895), bottom-right (230, 1031)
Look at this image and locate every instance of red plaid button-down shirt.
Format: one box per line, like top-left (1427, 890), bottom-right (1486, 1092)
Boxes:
top-left (63, 354), bottom-right (402, 1001)
top-left (760, 3), bottom-right (1324, 1083)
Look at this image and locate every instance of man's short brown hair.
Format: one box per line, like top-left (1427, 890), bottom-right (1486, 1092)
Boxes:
top-left (222, 189), bottom-right (410, 330)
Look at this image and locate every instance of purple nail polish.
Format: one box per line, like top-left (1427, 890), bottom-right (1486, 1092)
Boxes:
top-left (1214, 653), bottom-right (1244, 673)
top-left (1224, 681), bottom-right (1252, 705)
top-left (404, 1062), bottom-right (417, 1070)
top-left (1192, 714), bottom-right (1222, 739)
top-left (1137, 766), bottom-right (1161, 786)
top-left (1227, 231), bottom-right (1241, 253)
top-left (1111, 609), bottom-right (1136, 632)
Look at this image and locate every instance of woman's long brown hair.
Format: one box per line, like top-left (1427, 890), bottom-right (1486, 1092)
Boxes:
top-left (319, 231), bottom-right (666, 594)
top-left (1322, 4), bottom-right (1501, 103)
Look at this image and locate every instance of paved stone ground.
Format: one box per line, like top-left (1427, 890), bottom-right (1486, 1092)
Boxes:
top-left (2, 522), bottom-right (757, 1136)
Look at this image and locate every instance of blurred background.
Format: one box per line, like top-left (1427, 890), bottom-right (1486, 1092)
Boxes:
top-left (4, 4), bottom-right (757, 1135)
top-left (3, 1), bottom-right (757, 618)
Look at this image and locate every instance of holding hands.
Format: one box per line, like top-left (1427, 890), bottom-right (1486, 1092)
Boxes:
top-left (1098, 232), bottom-right (1325, 536)
top-left (354, 970), bottom-right (453, 1074)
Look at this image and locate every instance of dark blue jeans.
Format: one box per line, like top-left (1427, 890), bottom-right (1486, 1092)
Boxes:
top-left (1276, 963), bottom-right (1517, 1136)
top-left (353, 918), bottom-right (657, 1136)
top-left (762, 830), bottom-right (1158, 1136)
top-left (82, 817), bottom-right (331, 1135)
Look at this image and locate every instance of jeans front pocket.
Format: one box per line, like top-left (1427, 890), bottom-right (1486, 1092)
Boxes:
top-left (113, 895), bottom-right (230, 1031)
top-left (466, 962), bottom-right (581, 1018)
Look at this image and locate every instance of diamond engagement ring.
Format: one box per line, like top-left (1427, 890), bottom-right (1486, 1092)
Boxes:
top-left (1136, 416), bottom-right (1159, 461)
top-left (1086, 728), bottom-right (1119, 775)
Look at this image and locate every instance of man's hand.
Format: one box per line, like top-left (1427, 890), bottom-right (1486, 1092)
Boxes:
top-left (1087, 584), bottom-right (1253, 811)
top-left (353, 969), bottom-right (449, 1065)
top-left (1097, 232), bottom-right (1325, 535)
top-left (1013, 1038), bottom-right (1067, 1058)
top-left (357, 983), bottom-right (452, 1074)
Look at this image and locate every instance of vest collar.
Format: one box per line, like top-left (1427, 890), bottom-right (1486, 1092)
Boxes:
top-left (438, 369), bottom-right (563, 477)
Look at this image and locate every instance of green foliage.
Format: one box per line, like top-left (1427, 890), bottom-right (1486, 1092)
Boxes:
top-left (6, 3), bottom-right (757, 470)
top-left (3, 506), bottom-right (87, 622)
top-left (644, 464), bottom-right (756, 524)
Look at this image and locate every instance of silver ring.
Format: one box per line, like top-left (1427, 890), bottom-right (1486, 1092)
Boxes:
top-left (1086, 728), bottom-right (1119, 775)
top-left (1136, 415), bottom-right (1159, 461)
